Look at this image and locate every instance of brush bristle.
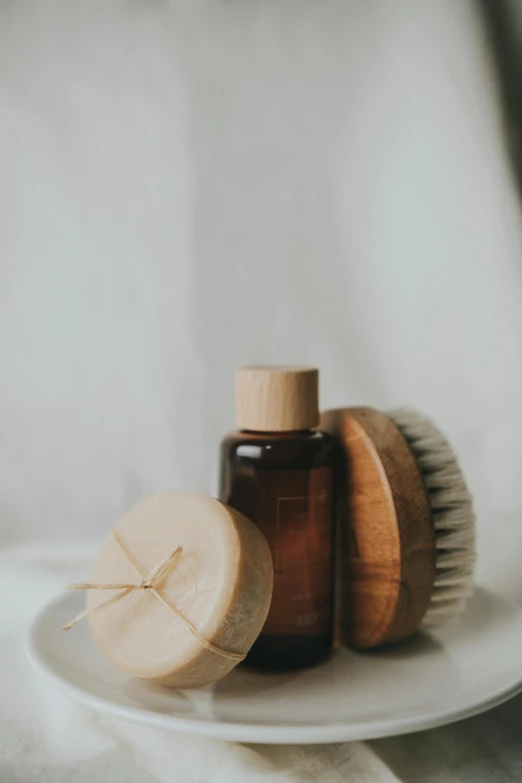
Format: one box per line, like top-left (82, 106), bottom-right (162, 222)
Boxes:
top-left (387, 409), bottom-right (476, 628)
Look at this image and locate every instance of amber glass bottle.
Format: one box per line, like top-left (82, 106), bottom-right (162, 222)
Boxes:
top-left (219, 366), bottom-right (339, 670)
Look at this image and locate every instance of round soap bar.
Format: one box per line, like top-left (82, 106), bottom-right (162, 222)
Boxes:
top-left (87, 491), bottom-right (273, 688)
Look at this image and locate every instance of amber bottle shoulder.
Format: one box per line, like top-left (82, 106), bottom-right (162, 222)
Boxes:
top-left (220, 429), bottom-right (340, 470)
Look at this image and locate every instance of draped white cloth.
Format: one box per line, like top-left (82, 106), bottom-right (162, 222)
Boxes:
top-left (1, 0), bottom-right (522, 779)
top-left (2, 538), bottom-right (522, 782)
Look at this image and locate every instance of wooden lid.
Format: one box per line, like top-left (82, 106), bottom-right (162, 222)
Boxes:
top-left (236, 366), bottom-right (319, 432)
top-left (321, 407), bottom-right (436, 649)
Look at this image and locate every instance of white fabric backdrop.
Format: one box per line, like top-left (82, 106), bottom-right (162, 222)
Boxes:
top-left (1, 0), bottom-right (522, 780)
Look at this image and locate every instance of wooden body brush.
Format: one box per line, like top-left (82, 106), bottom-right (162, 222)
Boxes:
top-left (321, 407), bottom-right (476, 650)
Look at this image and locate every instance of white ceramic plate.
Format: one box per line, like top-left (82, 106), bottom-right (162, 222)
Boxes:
top-left (26, 587), bottom-right (522, 744)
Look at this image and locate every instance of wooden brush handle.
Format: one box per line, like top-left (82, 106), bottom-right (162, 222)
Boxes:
top-left (321, 407), bottom-right (436, 649)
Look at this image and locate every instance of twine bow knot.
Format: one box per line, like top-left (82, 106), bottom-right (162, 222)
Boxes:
top-left (62, 532), bottom-right (244, 662)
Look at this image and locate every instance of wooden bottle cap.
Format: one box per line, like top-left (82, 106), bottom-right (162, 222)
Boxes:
top-left (236, 366), bottom-right (319, 432)
top-left (321, 407), bottom-right (436, 649)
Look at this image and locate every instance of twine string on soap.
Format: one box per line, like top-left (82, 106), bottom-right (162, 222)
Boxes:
top-left (62, 532), bottom-right (245, 662)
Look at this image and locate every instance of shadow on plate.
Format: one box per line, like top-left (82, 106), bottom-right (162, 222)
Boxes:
top-left (122, 679), bottom-right (197, 715)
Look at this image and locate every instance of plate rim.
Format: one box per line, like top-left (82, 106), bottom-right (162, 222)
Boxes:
top-left (25, 590), bottom-right (522, 744)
